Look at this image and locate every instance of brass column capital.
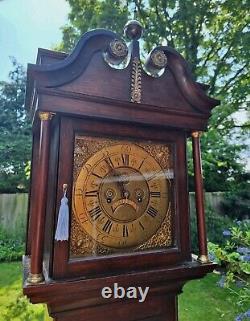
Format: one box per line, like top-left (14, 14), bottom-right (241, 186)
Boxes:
top-left (39, 111), bottom-right (55, 121)
top-left (191, 131), bottom-right (202, 138)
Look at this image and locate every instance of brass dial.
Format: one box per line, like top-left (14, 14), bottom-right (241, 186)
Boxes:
top-left (73, 143), bottom-right (169, 249)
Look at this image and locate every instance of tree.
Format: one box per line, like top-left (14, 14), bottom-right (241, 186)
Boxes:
top-left (0, 59), bottom-right (31, 193)
top-left (57, 0), bottom-right (249, 191)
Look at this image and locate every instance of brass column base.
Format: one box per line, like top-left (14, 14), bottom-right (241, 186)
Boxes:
top-left (27, 273), bottom-right (44, 284)
top-left (197, 255), bottom-right (210, 264)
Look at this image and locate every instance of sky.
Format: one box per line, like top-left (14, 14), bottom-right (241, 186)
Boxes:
top-left (0, 0), bottom-right (70, 80)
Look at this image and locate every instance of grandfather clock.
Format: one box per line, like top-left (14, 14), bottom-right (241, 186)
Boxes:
top-left (23, 20), bottom-right (219, 321)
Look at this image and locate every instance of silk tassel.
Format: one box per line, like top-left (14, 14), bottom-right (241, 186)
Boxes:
top-left (55, 185), bottom-right (69, 241)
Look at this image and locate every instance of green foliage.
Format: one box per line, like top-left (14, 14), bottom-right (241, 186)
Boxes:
top-left (0, 58), bottom-right (31, 193)
top-left (209, 220), bottom-right (250, 318)
top-left (3, 293), bottom-right (44, 321)
top-left (179, 274), bottom-right (244, 321)
top-left (0, 228), bottom-right (24, 262)
top-left (58, 0), bottom-right (249, 192)
top-left (0, 262), bottom-right (45, 321)
top-left (221, 179), bottom-right (250, 220)
top-left (191, 207), bottom-right (233, 253)
top-left (55, 0), bottom-right (129, 52)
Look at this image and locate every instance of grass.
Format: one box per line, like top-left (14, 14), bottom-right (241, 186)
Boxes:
top-left (0, 262), bottom-right (44, 321)
top-left (0, 262), bottom-right (243, 321)
top-left (179, 273), bottom-right (241, 321)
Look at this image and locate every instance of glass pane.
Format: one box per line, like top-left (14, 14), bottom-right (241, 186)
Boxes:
top-left (70, 135), bottom-right (175, 258)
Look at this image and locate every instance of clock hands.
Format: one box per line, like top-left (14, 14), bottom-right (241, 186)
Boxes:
top-left (103, 156), bottom-right (142, 214)
top-left (104, 158), bottom-right (129, 200)
top-left (109, 170), bottom-right (127, 198)
top-left (107, 168), bottom-right (140, 212)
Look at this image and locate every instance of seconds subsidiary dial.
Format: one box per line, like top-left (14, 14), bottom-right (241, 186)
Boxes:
top-left (73, 143), bottom-right (169, 249)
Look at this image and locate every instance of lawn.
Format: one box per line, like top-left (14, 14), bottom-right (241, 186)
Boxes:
top-left (179, 273), bottom-right (240, 321)
top-left (0, 262), bottom-right (242, 321)
top-left (0, 262), bottom-right (44, 321)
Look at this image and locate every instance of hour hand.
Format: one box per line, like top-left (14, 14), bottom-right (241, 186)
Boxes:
top-left (111, 170), bottom-right (126, 197)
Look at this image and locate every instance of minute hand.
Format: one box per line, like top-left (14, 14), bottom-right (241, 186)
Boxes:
top-left (112, 170), bottom-right (126, 197)
top-left (104, 159), bottom-right (127, 197)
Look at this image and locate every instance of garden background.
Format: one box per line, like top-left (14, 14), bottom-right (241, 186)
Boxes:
top-left (0, 1), bottom-right (249, 321)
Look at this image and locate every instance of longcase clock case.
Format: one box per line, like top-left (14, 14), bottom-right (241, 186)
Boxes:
top-left (23, 20), bottom-right (219, 321)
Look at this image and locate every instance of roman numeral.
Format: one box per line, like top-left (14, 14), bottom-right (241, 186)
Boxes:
top-left (123, 225), bottom-right (129, 237)
top-left (105, 157), bottom-right (114, 169)
top-left (138, 159), bottom-right (145, 170)
top-left (150, 191), bottom-right (161, 198)
top-left (147, 206), bottom-right (158, 218)
top-left (92, 172), bottom-right (103, 179)
top-left (121, 154), bottom-right (129, 166)
top-left (85, 190), bottom-right (98, 197)
top-left (147, 171), bottom-right (159, 181)
top-left (89, 206), bottom-right (102, 220)
top-left (139, 221), bottom-right (144, 230)
top-left (103, 219), bottom-right (113, 234)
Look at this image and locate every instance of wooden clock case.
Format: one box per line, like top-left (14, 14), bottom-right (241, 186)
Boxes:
top-left (23, 22), bottom-right (219, 321)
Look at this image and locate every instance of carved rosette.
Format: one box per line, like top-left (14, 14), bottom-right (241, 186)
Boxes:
top-left (151, 50), bottom-right (167, 69)
top-left (109, 39), bottom-right (128, 58)
top-left (131, 57), bottom-right (142, 103)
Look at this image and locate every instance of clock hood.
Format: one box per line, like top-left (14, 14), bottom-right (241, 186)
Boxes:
top-left (25, 21), bottom-right (220, 132)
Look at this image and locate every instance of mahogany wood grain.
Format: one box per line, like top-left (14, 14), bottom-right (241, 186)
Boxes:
top-left (24, 256), bottom-right (215, 321)
top-left (44, 117), bottom-right (60, 274)
top-left (26, 129), bottom-right (40, 255)
top-left (25, 30), bottom-right (219, 117)
top-left (192, 133), bottom-right (208, 258)
top-left (30, 115), bottom-right (52, 275)
top-left (34, 87), bottom-right (210, 132)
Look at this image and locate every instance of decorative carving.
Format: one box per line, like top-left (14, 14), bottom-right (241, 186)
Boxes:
top-left (109, 39), bottom-right (128, 58)
top-left (138, 206), bottom-right (172, 250)
top-left (151, 50), bottom-right (167, 69)
top-left (131, 57), bottom-right (142, 103)
top-left (70, 135), bottom-right (174, 257)
top-left (70, 215), bottom-right (112, 257)
top-left (104, 39), bottom-right (129, 68)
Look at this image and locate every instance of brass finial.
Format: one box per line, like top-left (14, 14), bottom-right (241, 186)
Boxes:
top-left (124, 20), bottom-right (143, 40)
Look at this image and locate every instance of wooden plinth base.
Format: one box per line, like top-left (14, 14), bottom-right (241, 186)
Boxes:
top-left (23, 256), bottom-right (216, 321)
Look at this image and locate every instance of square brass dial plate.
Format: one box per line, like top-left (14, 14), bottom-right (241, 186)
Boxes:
top-left (70, 135), bottom-right (175, 258)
